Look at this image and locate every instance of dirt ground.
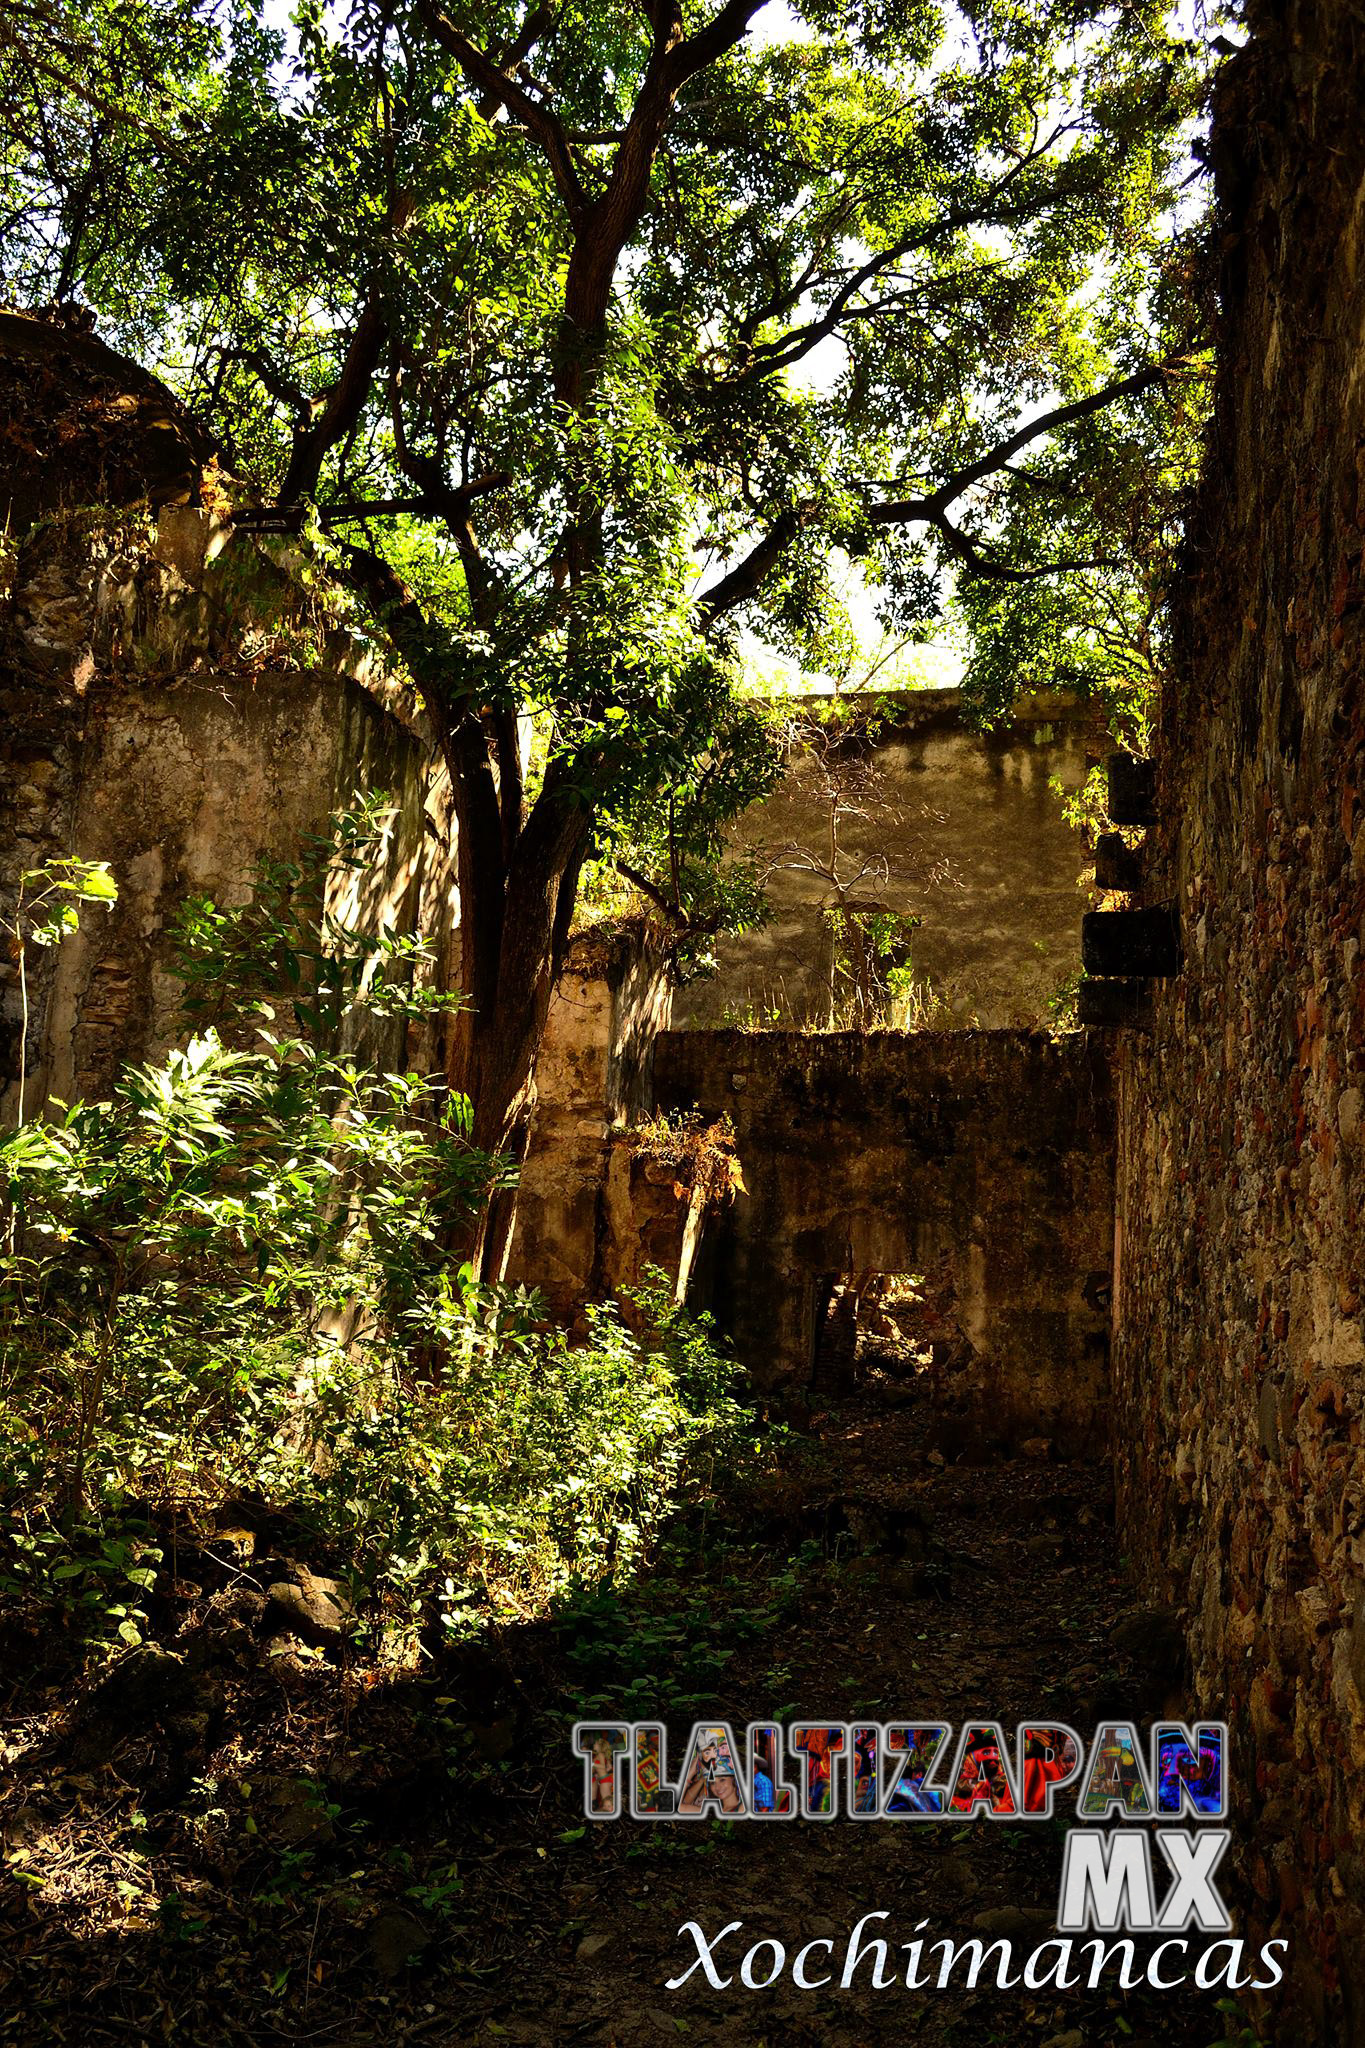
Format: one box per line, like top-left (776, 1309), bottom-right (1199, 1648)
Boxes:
top-left (0, 1383), bottom-right (1253, 2048)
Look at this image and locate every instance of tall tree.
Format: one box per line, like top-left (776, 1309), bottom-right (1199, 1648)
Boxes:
top-left (0, 0), bottom-right (1211, 1235)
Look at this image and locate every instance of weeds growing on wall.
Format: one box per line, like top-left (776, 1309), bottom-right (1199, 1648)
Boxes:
top-left (4, 853), bottom-right (118, 1124)
top-left (623, 1109), bottom-right (745, 1207)
top-left (0, 813), bottom-right (752, 1653)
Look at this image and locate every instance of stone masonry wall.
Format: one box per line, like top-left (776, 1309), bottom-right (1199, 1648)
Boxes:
top-left (504, 927), bottom-right (677, 1310)
top-left (673, 689), bottom-right (1103, 1032)
top-left (1110, 4), bottom-right (1365, 2035)
top-left (1, 508), bottom-right (451, 1119)
top-left (656, 1029), bottom-right (1115, 1454)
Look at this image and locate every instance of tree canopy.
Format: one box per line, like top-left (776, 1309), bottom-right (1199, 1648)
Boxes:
top-left (0, 0), bottom-right (1216, 1161)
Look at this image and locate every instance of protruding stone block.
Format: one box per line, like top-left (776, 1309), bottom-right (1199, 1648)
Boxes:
top-left (1106, 753), bottom-right (1157, 826)
top-left (1081, 906), bottom-right (1180, 979)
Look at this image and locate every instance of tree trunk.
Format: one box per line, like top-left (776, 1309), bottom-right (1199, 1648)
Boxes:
top-left (339, 546), bottom-right (595, 1279)
top-left (443, 744), bottom-right (591, 1277)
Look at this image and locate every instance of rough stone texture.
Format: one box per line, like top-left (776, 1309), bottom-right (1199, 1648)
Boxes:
top-left (1, 447), bottom-right (455, 1119)
top-left (655, 1029), bottom-right (1115, 1452)
top-left (264, 1568), bottom-right (356, 1646)
top-left (504, 926), bottom-right (677, 1308)
top-left (673, 689), bottom-right (1103, 1031)
top-left (0, 308), bottom-right (219, 532)
top-left (366, 1906), bottom-right (432, 1979)
top-left (1110, 4), bottom-right (1365, 2034)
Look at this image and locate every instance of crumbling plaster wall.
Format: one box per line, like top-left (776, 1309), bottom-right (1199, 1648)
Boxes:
top-left (510, 688), bottom-right (1106, 1311)
top-left (655, 1028), bottom-right (1115, 1453)
top-left (504, 926), bottom-right (681, 1310)
top-left (1, 499), bottom-right (453, 1117)
top-left (673, 689), bottom-right (1103, 1032)
top-left (1110, 3), bottom-right (1365, 2034)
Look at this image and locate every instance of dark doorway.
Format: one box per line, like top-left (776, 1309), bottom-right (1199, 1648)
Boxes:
top-left (812, 1259), bottom-right (974, 1394)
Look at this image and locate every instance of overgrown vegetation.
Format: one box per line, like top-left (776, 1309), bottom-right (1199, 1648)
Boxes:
top-left (624, 1108), bottom-right (746, 1206)
top-left (0, 815), bottom-right (753, 1653)
top-left (0, 0), bottom-right (1220, 1161)
top-left (5, 854), bottom-right (118, 1122)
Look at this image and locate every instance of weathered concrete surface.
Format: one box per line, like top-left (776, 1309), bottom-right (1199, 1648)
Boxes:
top-left (42, 660), bottom-right (432, 1105)
top-left (655, 1029), bottom-right (1115, 1452)
top-left (1110, 3), bottom-right (1365, 2034)
top-left (673, 690), bottom-right (1103, 1032)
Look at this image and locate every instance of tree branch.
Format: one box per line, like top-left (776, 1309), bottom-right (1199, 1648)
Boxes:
top-left (0, 24), bottom-right (194, 161)
top-left (871, 365), bottom-right (1168, 524)
top-left (315, 490), bottom-right (488, 523)
top-left (414, 0), bottom-right (586, 219)
top-left (319, 470), bottom-right (509, 522)
top-left (665, 0), bottom-right (768, 85)
top-left (911, 505), bottom-right (1125, 584)
top-left (611, 857), bottom-right (684, 923)
top-left (560, 0), bottom-right (766, 347)
top-left (489, 707), bottom-right (524, 864)
top-left (727, 127), bottom-right (1087, 380)
top-left (478, 4), bottom-right (557, 121)
top-left (218, 345), bottom-right (308, 415)
top-left (695, 366), bottom-right (1166, 621)
top-left (696, 504), bottom-right (809, 625)
top-left (278, 296), bottom-right (389, 505)
top-left (388, 407), bottom-right (510, 625)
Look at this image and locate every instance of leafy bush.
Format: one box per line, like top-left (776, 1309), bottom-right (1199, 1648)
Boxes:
top-left (0, 1026), bottom-right (485, 1514)
top-left (4, 855), bottom-right (117, 1121)
top-left (270, 1281), bottom-right (750, 1634)
top-left (0, 816), bottom-right (750, 1647)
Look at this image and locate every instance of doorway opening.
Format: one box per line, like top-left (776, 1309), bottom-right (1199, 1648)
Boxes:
top-left (813, 1259), bottom-right (973, 1395)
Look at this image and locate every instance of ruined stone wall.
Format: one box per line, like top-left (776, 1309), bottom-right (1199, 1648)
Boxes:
top-left (656, 1029), bottom-right (1115, 1454)
top-left (673, 689), bottom-right (1102, 1032)
top-left (1110, 4), bottom-right (1365, 2033)
top-left (1, 502), bottom-right (452, 1117)
top-left (504, 927), bottom-right (678, 1309)
top-left (0, 313), bottom-right (461, 1117)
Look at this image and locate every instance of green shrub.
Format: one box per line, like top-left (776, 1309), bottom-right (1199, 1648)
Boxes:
top-left (0, 816), bottom-right (748, 1648)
